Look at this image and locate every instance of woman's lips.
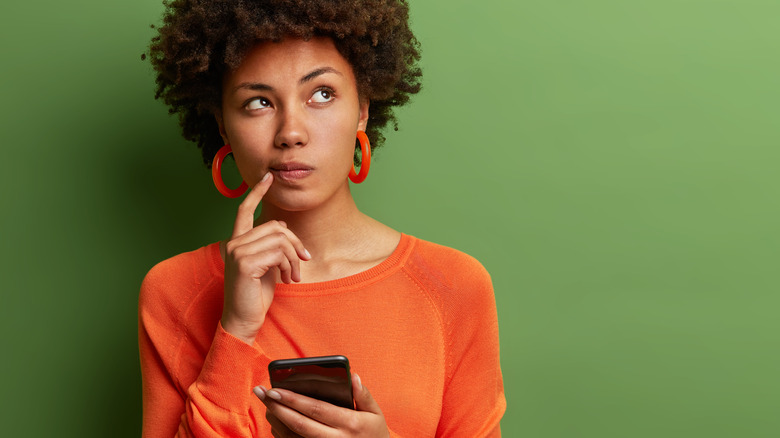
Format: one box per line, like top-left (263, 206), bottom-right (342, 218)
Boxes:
top-left (270, 163), bottom-right (313, 181)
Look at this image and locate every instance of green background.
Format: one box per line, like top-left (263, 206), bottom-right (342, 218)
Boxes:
top-left (1, 0), bottom-right (778, 436)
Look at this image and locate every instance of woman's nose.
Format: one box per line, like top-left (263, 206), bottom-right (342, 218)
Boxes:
top-left (274, 106), bottom-right (309, 148)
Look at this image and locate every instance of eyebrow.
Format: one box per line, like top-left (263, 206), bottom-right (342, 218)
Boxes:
top-left (300, 67), bottom-right (342, 84)
top-left (232, 67), bottom-right (343, 93)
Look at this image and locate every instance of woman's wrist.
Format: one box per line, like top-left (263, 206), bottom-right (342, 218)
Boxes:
top-left (221, 316), bottom-right (264, 345)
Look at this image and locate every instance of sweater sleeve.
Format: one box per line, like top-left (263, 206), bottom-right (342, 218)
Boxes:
top-left (435, 256), bottom-right (506, 437)
top-left (139, 260), bottom-right (270, 437)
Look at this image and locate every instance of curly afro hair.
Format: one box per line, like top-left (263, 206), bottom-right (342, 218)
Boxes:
top-left (146, 0), bottom-right (422, 167)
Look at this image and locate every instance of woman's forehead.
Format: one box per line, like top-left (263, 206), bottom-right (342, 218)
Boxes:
top-left (226, 37), bottom-right (355, 87)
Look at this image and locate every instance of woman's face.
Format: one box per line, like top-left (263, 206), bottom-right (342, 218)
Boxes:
top-left (218, 37), bottom-right (368, 211)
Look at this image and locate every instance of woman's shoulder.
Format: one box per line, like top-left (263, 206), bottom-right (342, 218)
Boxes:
top-left (404, 235), bottom-right (493, 297)
top-left (407, 236), bottom-right (490, 275)
top-left (139, 242), bottom-right (223, 315)
top-left (400, 236), bottom-right (498, 335)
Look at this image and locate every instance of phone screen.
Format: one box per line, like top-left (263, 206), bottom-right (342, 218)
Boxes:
top-left (269, 355), bottom-right (353, 409)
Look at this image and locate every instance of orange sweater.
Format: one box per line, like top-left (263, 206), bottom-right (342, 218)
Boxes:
top-left (139, 234), bottom-right (505, 437)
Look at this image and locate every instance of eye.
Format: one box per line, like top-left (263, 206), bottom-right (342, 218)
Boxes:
top-left (310, 88), bottom-right (334, 104)
top-left (246, 97), bottom-right (270, 110)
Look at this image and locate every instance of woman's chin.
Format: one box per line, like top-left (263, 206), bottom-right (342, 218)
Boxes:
top-left (261, 179), bottom-right (350, 214)
top-left (262, 192), bottom-right (326, 213)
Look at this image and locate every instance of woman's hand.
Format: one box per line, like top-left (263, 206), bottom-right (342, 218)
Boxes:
top-left (221, 172), bottom-right (311, 345)
top-left (254, 374), bottom-right (390, 438)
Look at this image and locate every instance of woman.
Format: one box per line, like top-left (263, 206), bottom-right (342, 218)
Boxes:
top-left (139, 0), bottom-right (505, 436)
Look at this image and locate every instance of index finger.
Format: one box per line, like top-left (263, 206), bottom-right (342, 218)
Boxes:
top-left (232, 172), bottom-right (272, 239)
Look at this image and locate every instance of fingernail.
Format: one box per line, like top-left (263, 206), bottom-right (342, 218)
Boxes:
top-left (261, 172), bottom-right (271, 182)
top-left (354, 373), bottom-right (363, 391)
top-left (304, 249), bottom-right (312, 259)
top-left (253, 385), bottom-right (266, 400)
top-left (266, 389), bottom-right (281, 401)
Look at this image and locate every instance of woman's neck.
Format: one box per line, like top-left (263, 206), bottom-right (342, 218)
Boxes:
top-left (254, 188), bottom-right (400, 283)
top-left (257, 190), bottom-right (363, 258)
top-left (256, 186), bottom-right (401, 283)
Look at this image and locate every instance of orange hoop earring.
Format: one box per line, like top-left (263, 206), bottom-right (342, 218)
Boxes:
top-left (349, 131), bottom-right (371, 184)
top-left (212, 145), bottom-right (248, 198)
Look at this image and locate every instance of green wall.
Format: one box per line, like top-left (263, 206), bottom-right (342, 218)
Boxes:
top-left (1, 1), bottom-right (778, 436)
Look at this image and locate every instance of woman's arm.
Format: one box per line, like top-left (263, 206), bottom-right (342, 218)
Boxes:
top-left (139, 314), bottom-right (268, 436)
top-left (140, 173), bottom-right (310, 436)
top-left (436, 257), bottom-right (506, 437)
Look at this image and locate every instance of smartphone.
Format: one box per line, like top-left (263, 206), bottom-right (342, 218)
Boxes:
top-left (268, 355), bottom-right (354, 409)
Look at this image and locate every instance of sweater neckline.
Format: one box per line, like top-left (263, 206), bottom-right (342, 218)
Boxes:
top-left (206, 233), bottom-right (415, 296)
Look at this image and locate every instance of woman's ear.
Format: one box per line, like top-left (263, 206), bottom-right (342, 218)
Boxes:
top-left (358, 100), bottom-right (370, 132)
top-left (214, 112), bottom-right (229, 144)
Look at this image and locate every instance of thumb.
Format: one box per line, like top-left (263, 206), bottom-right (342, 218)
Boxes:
top-left (353, 373), bottom-right (382, 414)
